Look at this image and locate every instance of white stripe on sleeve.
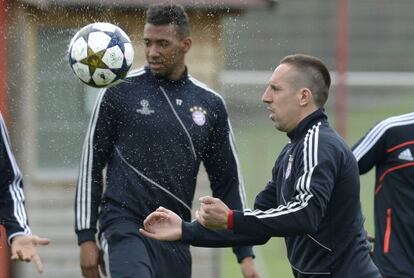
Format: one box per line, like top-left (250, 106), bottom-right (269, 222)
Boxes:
top-left (353, 112), bottom-right (414, 161)
top-left (243, 122), bottom-right (321, 219)
top-left (0, 113), bottom-right (31, 236)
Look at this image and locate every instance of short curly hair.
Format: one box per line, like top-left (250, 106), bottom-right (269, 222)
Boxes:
top-left (146, 4), bottom-right (190, 39)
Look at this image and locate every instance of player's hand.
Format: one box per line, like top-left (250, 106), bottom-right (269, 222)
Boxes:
top-left (196, 196), bottom-right (229, 230)
top-left (80, 241), bottom-right (106, 278)
top-left (367, 234), bottom-right (375, 257)
top-left (240, 256), bottom-right (260, 278)
top-left (139, 207), bottom-right (183, 241)
top-left (367, 234), bottom-right (375, 243)
top-left (11, 235), bottom-right (50, 273)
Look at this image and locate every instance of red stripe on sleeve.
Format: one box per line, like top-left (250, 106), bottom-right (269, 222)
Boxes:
top-left (227, 209), bottom-right (234, 230)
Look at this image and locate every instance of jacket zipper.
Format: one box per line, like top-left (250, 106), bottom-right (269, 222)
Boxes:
top-left (159, 86), bottom-right (197, 161)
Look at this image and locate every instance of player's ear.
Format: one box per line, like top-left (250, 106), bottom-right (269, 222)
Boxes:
top-left (182, 37), bottom-right (192, 53)
top-left (298, 88), bottom-right (312, 106)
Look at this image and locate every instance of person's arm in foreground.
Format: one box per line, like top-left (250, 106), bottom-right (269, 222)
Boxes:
top-left (198, 135), bottom-right (339, 238)
top-left (75, 89), bottom-right (118, 278)
top-left (140, 158), bottom-right (280, 245)
top-left (202, 98), bottom-right (258, 277)
top-left (139, 207), bottom-right (270, 246)
top-left (141, 136), bottom-right (338, 242)
top-left (0, 113), bottom-right (50, 273)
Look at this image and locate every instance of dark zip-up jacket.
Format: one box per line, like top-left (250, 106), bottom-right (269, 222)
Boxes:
top-left (0, 112), bottom-right (31, 244)
top-left (182, 109), bottom-right (380, 277)
top-left (352, 112), bottom-right (414, 277)
top-left (75, 67), bottom-right (253, 261)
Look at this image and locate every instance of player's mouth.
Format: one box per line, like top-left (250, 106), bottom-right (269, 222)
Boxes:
top-left (266, 107), bottom-right (275, 121)
top-left (149, 62), bottom-right (164, 70)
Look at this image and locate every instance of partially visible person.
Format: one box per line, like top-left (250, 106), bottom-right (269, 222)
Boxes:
top-left (352, 112), bottom-right (414, 277)
top-left (140, 54), bottom-right (382, 278)
top-left (75, 4), bottom-right (257, 278)
top-left (0, 111), bottom-right (50, 273)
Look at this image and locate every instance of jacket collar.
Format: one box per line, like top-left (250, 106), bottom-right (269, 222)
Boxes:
top-left (287, 108), bottom-right (328, 142)
top-left (145, 66), bottom-right (189, 88)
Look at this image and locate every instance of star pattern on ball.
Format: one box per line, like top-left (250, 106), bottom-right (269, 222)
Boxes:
top-left (80, 47), bottom-right (108, 75)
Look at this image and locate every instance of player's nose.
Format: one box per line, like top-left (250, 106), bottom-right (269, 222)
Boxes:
top-left (262, 87), bottom-right (272, 103)
top-left (148, 45), bottom-right (161, 58)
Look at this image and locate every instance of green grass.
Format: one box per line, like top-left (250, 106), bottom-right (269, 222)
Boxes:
top-left (221, 95), bottom-right (414, 277)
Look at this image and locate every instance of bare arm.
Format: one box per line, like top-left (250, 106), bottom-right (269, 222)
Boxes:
top-left (79, 241), bottom-right (106, 278)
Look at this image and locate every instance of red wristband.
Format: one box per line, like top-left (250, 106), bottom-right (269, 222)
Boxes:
top-left (227, 209), bottom-right (234, 230)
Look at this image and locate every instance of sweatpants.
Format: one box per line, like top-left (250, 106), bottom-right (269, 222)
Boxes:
top-left (102, 221), bottom-right (192, 278)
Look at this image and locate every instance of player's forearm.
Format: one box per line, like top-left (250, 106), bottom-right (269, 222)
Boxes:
top-left (232, 209), bottom-right (319, 237)
top-left (75, 167), bottom-right (103, 242)
top-left (181, 221), bottom-right (269, 247)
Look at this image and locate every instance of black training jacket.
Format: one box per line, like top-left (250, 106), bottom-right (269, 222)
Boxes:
top-left (182, 109), bottom-right (381, 277)
top-left (353, 112), bottom-right (414, 277)
top-left (74, 66), bottom-right (253, 261)
top-left (0, 112), bottom-right (31, 244)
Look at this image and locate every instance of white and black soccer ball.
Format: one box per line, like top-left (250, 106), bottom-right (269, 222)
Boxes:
top-left (68, 22), bottom-right (134, 88)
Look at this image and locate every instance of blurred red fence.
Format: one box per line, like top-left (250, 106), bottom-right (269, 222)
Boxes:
top-left (0, 225), bottom-right (10, 277)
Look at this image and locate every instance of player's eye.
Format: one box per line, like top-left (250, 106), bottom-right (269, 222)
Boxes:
top-left (159, 41), bottom-right (169, 48)
top-left (270, 85), bottom-right (280, 92)
top-left (143, 39), bottom-right (152, 47)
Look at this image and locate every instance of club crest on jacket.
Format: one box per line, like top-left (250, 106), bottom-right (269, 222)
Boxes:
top-left (190, 106), bottom-right (207, 126)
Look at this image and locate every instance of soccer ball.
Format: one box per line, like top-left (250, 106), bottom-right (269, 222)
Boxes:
top-left (68, 22), bottom-right (134, 88)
